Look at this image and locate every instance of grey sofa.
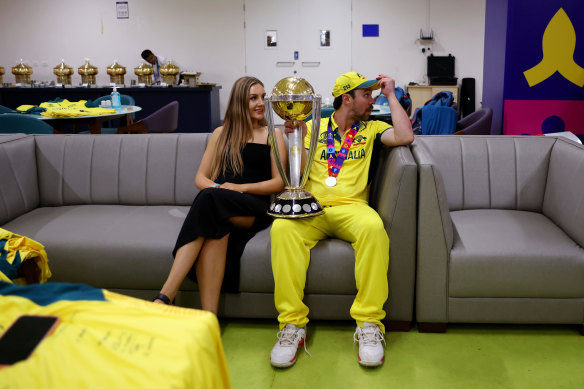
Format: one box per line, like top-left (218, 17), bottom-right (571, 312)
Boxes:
top-left (411, 135), bottom-right (584, 334)
top-left (0, 133), bottom-right (417, 330)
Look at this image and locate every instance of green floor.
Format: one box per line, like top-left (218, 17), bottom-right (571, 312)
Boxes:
top-left (220, 319), bottom-right (584, 389)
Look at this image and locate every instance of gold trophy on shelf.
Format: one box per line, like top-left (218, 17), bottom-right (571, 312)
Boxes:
top-left (266, 77), bottom-right (324, 218)
top-left (134, 61), bottom-right (153, 85)
top-left (12, 60), bottom-right (33, 84)
top-left (0, 66), bottom-right (5, 84)
top-left (160, 61), bottom-right (180, 85)
top-left (78, 59), bottom-right (98, 85)
top-left (53, 60), bottom-right (73, 85)
top-left (107, 60), bottom-right (126, 85)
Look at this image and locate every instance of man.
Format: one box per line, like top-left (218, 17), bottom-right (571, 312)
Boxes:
top-left (269, 72), bottom-right (414, 368)
top-left (141, 49), bottom-right (167, 84)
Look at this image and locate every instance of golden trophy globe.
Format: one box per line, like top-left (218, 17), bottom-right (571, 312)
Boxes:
top-left (107, 60), bottom-right (126, 85)
top-left (266, 77), bottom-right (324, 218)
top-left (0, 66), bottom-right (5, 84)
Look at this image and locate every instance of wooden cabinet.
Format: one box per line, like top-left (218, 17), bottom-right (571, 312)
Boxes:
top-left (406, 85), bottom-right (459, 117)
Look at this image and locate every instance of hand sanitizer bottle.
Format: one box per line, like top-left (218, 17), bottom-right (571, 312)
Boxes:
top-left (110, 87), bottom-right (121, 109)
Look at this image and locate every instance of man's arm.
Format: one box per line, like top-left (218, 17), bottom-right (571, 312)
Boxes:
top-left (376, 75), bottom-right (415, 147)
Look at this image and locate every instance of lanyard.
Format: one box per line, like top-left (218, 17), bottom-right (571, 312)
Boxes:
top-left (326, 118), bottom-right (360, 185)
top-left (154, 59), bottom-right (160, 82)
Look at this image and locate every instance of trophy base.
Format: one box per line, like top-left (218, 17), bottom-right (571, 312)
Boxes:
top-left (267, 189), bottom-right (325, 218)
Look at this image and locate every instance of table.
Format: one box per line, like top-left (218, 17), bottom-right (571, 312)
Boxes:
top-left (0, 85), bottom-right (222, 133)
top-left (369, 104), bottom-right (392, 125)
top-left (37, 105), bottom-right (142, 134)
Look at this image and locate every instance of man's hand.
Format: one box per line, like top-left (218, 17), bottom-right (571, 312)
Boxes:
top-left (376, 74), bottom-right (396, 98)
top-left (283, 120), bottom-right (308, 139)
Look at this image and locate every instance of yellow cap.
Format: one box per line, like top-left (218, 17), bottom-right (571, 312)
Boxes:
top-left (332, 72), bottom-right (380, 98)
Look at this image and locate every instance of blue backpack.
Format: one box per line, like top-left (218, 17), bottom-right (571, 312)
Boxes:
top-left (411, 91), bottom-right (456, 135)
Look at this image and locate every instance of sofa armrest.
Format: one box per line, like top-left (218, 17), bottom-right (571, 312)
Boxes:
top-left (370, 145), bottom-right (417, 323)
top-left (0, 135), bottom-right (40, 225)
top-left (543, 137), bottom-right (584, 247)
top-left (411, 138), bottom-right (454, 323)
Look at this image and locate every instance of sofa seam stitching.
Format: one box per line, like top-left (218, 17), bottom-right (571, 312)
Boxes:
top-left (174, 134), bottom-right (179, 204)
top-left (89, 136), bottom-right (95, 204)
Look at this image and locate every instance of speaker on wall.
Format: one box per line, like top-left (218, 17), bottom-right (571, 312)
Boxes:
top-left (461, 78), bottom-right (476, 118)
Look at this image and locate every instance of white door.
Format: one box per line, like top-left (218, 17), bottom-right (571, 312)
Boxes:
top-left (244, 0), bottom-right (351, 121)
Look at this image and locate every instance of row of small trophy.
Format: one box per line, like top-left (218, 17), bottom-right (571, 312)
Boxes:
top-left (3, 59), bottom-right (181, 86)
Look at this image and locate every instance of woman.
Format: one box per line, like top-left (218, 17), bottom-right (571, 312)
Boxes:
top-left (154, 76), bottom-right (286, 314)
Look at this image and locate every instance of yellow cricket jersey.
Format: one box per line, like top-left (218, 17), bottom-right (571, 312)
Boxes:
top-left (37, 100), bottom-right (115, 117)
top-left (304, 115), bottom-right (390, 206)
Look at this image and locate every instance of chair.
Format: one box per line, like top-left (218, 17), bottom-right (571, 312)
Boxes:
top-left (0, 105), bottom-right (16, 114)
top-left (417, 105), bottom-right (458, 135)
top-left (0, 114), bottom-right (54, 134)
top-left (118, 101), bottom-right (179, 134)
top-left (411, 135), bottom-right (584, 334)
top-left (453, 107), bottom-right (493, 135)
top-left (92, 94), bottom-right (136, 107)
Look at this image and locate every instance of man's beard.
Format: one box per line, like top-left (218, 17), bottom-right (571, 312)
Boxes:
top-left (352, 107), bottom-right (373, 122)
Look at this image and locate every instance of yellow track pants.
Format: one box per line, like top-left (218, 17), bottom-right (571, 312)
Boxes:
top-left (270, 203), bottom-right (389, 333)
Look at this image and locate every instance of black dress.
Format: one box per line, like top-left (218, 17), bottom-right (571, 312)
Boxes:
top-left (173, 142), bottom-right (273, 291)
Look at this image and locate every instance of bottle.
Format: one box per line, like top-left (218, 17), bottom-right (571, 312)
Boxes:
top-left (110, 86), bottom-right (121, 109)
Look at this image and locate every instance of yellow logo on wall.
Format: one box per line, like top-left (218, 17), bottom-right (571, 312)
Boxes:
top-left (523, 8), bottom-right (584, 87)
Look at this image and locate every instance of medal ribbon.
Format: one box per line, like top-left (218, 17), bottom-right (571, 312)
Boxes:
top-left (327, 118), bottom-right (360, 178)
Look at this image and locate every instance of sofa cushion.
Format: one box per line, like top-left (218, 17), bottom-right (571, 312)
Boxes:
top-left (413, 136), bottom-right (555, 212)
top-left (449, 209), bottom-right (584, 298)
top-left (2, 205), bottom-right (197, 290)
top-left (35, 134), bottom-right (208, 207)
top-left (240, 228), bottom-right (359, 295)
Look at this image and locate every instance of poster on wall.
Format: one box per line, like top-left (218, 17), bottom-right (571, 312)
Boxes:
top-left (265, 30), bottom-right (277, 48)
top-left (503, 0), bottom-right (584, 142)
top-left (116, 2), bottom-right (129, 19)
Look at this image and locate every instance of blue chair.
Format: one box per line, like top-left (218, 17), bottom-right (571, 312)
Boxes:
top-left (91, 94), bottom-right (136, 134)
top-left (304, 107), bottom-right (335, 122)
top-left (0, 114), bottom-right (54, 134)
top-left (0, 105), bottom-right (16, 114)
top-left (92, 94), bottom-right (136, 107)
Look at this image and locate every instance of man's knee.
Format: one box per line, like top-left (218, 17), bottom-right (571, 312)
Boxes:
top-left (270, 219), bottom-right (296, 239)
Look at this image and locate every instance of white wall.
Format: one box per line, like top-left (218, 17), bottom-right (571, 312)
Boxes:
top-left (352, 0), bottom-right (486, 105)
top-left (0, 0), bottom-right (485, 117)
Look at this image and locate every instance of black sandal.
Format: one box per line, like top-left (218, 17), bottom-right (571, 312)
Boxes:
top-left (153, 293), bottom-right (173, 305)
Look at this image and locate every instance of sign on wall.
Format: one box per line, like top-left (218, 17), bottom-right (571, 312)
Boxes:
top-left (116, 1), bottom-right (129, 19)
top-left (503, 0), bottom-right (584, 141)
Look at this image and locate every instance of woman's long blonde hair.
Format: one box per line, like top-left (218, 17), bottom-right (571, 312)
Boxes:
top-left (210, 76), bottom-right (266, 180)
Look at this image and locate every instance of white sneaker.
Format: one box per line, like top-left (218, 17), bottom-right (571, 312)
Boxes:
top-left (270, 324), bottom-right (308, 368)
top-left (354, 322), bottom-right (386, 367)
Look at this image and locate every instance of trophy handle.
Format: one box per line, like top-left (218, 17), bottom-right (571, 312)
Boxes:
top-left (300, 96), bottom-right (322, 188)
top-left (265, 98), bottom-right (291, 188)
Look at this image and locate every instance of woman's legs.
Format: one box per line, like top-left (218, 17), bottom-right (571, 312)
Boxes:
top-left (195, 234), bottom-right (230, 314)
top-left (195, 216), bottom-right (256, 314)
top-left (156, 215), bottom-right (257, 313)
top-left (154, 237), bottom-right (204, 304)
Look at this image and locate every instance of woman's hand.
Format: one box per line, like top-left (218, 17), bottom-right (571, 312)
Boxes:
top-left (217, 182), bottom-right (246, 193)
